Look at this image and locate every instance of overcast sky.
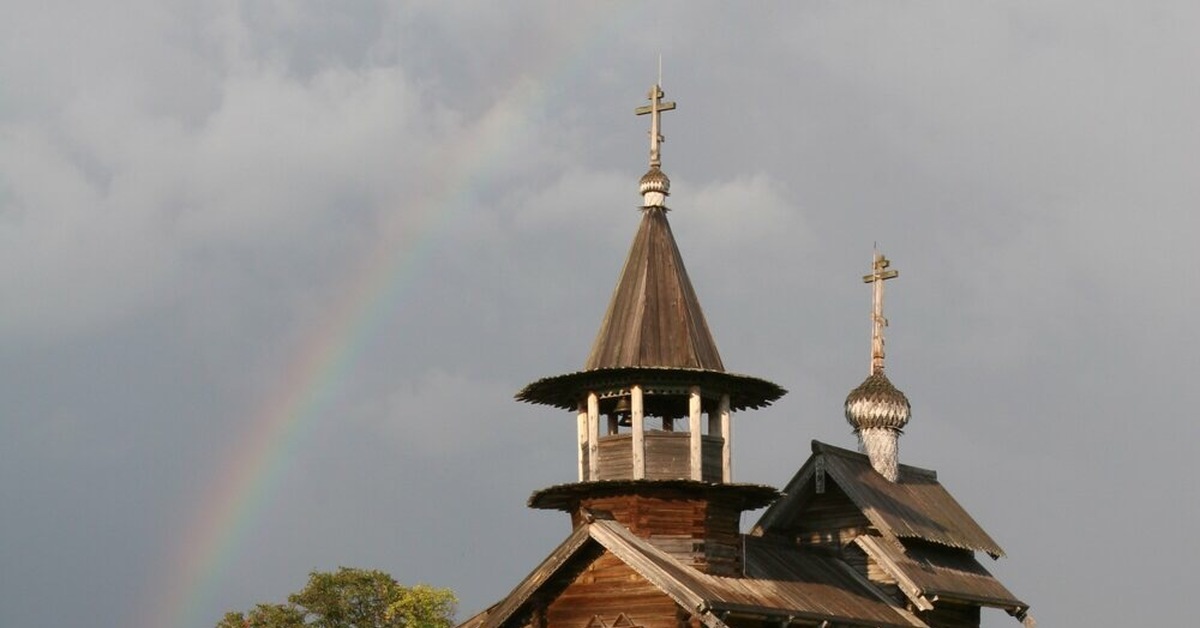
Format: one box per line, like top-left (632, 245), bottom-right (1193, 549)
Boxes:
top-left (3, 2), bottom-right (1198, 627)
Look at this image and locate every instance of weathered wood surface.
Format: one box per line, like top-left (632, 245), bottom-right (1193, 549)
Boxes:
top-left (631, 385), bottom-right (645, 479)
top-left (478, 526), bottom-right (596, 628)
top-left (756, 441), bottom-right (1005, 557)
top-left (594, 433), bottom-right (723, 483)
top-left (472, 520), bottom-right (927, 628)
top-left (532, 481), bottom-right (779, 516)
top-left (517, 367), bottom-right (785, 412)
top-left (855, 536), bottom-right (1026, 614)
top-left (688, 387), bottom-right (702, 480)
top-left (546, 552), bottom-right (681, 628)
top-left (716, 395), bottom-right (730, 482)
top-left (588, 393), bottom-right (600, 481)
top-left (577, 402), bottom-right (588, 482)
top-left (788, 478), bottom-right (872, 548)
top-left (571, 493), bottom-right (743, 577)
top-left (584, 207), bottom-right (725, 372)
top-left (849, 537), bottom-right (929, 611)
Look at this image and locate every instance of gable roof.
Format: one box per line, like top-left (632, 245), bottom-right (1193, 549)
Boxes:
top-left (585, 207), bottom-right (724, 371)
top-left (754, 441), bottom-right (1005, 557)
top-left (475, 524), bottom-right (597, 628)
top-left (732, 535), bottom-right (926, 627)
top-left (853, 536), bottom-right (1027, 614)
top-left (471, 519), bottom-right (925, 628)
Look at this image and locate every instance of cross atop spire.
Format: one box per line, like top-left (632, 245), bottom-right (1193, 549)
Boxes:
top-left (635, 83), bottom-right (676, 168)
top-left (862, 250), bottom-right (899, 374)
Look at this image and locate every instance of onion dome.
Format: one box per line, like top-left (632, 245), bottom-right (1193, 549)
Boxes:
top-left (845, 371), bottom-right (910, 431)
top-left (643, 164), bottom-right (672, 204)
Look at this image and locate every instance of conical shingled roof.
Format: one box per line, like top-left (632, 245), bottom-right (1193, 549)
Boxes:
top-left (516, 84), bottom-right (783, 412)
top-left (584, 206), bottom-right (724, 371)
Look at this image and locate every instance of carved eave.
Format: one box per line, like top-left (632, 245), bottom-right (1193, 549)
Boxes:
top-left (528, 479), bottom-right (780, 511)
top-left (515, 366), bottom-right (785, 412)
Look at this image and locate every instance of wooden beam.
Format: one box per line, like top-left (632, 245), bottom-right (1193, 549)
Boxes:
top-left (631, 385), bottom-right (645, 480)
top-left (587, 392), bottom-right (599, 481)
top-left (718, 394), bottom-right (731, 482)
top-left (689, 386), bottom-right (702, 481)
top-left (854, 536), bottom-right (935, 612)
top-left (576, 400), bottom-right (587, 482)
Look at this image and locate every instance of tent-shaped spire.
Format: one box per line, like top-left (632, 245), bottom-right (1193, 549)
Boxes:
top-left (584, 206), bottom-right (724, 371)
top-left (516, 82), bottom-right (783, 412)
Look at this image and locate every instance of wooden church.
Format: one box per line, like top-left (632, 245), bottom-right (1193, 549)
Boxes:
top-left (459, 84), bottom-right (1033, 628)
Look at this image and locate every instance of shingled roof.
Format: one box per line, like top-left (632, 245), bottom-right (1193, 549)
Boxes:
top-left (852, 536), bottom-right (1027, 614)
top-left (515, 204), bottom-right (785, 411)
top-left (754, 441), bottom-right (1006, 557)
top-left (585, 206), bottom-right (723, 371)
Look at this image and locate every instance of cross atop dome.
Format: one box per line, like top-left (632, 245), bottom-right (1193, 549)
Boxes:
top-left (863, 250), bottom-right (899, 375)
top-left (635, 84), bottom-right (675, 208)
top-left (846, 249), bottom-right (910, 482)
top-left (635, 83), bottom-right (675, 168)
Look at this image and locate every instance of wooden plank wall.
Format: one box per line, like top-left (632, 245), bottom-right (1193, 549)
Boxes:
top-left (792, 481), bottom-right (872, 549)
top-left (700, 436), bottom-right (721, 483)
top-left (644, 433), bottom-right (690, 480)
top-left (545, 552), bottom-right (682, 628)
top-left (594, 433), bottom-right (724, 482)
top-left (598, 435), bottom-right (635, 480)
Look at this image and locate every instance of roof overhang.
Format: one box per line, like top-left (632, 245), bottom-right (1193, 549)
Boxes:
top-left (516, 366), bottom-right (785, 411)
top-left (528, 479), bottom-right (780, 511)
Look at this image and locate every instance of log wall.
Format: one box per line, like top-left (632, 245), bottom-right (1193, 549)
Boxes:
top-left (572, 494), bottom-right (743, 577)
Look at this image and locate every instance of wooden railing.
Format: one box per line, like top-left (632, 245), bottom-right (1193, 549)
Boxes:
top-left (591, 431), bottom-right (723, 482)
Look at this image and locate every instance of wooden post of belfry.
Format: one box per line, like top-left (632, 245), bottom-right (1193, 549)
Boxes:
top-left (576, 400), bottom-right (588, 482)
top-left (689, 386), bottom-right (703, 480)
top-left (718, 394), bottom-right (732, 482)
top-left (864, 250), bottom-right (899, 374)
top-left (586, 392), bottom-right (600, 481)
top-left (635, 84), bottom-right (675, 167)
top-left (631, 385), bottom-right (645, 480)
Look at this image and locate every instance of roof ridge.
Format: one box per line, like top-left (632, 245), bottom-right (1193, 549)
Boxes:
top-left (811, 440), bottom-right (937, 479)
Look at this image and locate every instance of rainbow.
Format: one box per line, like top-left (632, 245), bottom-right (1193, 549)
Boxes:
top-left (139, 9), bottom-right (642, 628)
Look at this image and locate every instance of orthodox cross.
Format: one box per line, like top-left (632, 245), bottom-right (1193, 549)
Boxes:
top-left (862, 250), bottom-right (899, 374)
top-left (635, 83), bottom-right (675, 167)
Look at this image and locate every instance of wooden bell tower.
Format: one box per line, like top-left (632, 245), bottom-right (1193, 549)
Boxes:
top-left (515, 83), bottom-right (785, 577)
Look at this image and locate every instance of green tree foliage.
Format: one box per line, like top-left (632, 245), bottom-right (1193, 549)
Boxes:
top-left (216, 567), bottom-right (457, 628)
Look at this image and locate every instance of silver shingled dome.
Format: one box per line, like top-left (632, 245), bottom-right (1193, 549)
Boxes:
top-left (845, 371), bottom-right (911, 431)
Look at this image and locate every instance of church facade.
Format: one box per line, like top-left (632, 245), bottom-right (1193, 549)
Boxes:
top-left (460, 84), bottom-right (1031, 628)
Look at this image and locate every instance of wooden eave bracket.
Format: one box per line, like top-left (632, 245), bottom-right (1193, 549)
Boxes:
top-left (853, 536), bottom-right (935, 612)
